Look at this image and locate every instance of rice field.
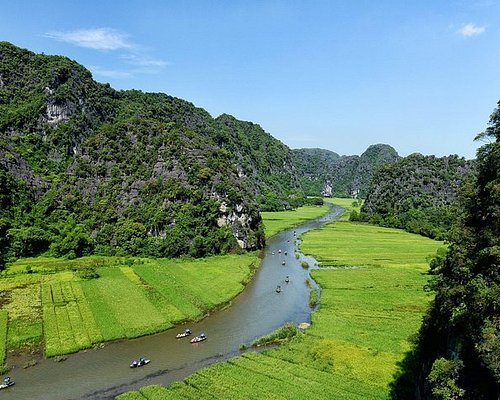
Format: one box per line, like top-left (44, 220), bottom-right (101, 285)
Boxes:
top-left (0, 253), bottom-right (259, 359)
top-left (117, 200), bottom-right (443, 399)
top-left (261, 204), bottom-right (330, 238)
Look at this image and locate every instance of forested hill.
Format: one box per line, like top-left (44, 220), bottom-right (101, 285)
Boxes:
top-left (0, 42), bottom-right (303, 263)
top-left (292, 144), bottom-right (400, 197)
top-left (392, 102), bottom-right (500, 400)
top-left (359, 153), bottom-right (475, 239)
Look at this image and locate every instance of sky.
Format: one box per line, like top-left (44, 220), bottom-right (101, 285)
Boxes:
top-left (1, 1), bottom-right (500, 159)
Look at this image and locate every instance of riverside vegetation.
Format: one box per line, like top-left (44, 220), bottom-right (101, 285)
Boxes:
top-left (116, 198), bottom-right (443, 399)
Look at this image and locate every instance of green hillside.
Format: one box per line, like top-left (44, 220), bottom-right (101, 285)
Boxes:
top-left (0, 42), bottom-right (307, 262)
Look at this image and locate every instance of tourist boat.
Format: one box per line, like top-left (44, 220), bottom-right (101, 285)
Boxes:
top-left (0, 377), bottom-right (14, 390)
top-left (176, 328), bottom-right (192, 338)
top-left (190, 333), bottom-right (207, 343)
top-left (130, 357), bottom-right (150, 368)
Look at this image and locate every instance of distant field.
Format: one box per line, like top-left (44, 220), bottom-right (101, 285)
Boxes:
top-left (324, 197), bottom-right (362, 220)
top-left (117, 200), bottom-right (443, 399)
top-left (261, 204), bottom-right (330, 238)
top-left (1, 253), bottom-right (259, 358)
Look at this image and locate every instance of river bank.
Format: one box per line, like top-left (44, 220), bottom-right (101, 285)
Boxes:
top-left (1, 204), bottom-right (338, 399)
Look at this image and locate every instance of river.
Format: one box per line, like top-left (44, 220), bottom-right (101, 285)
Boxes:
top-left (3, 205), bottom-right (343, 400)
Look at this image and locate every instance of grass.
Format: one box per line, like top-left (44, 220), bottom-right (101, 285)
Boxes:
top-left (261, 204), bottom-right (330, 238)
top-left (324, 197), bottom-right (362, 221)
top-left (0, 253), bottom-right (259, 359)
top-left (117, 199), bottom-right (443, 399)
top-left (0, 311), bottom-right (7, 365)
top-left (251, 323), bottom-right (299, 347)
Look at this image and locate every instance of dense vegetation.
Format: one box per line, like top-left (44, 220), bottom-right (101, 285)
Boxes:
top-left (0, 253), bottom-right (258, 360)
top-left (392, 103), bottom-right (500, 399)
top-left (0, 42), bottom-right (315, 262)
top-left (117, 199), bottom-right (442, 399)
top-left (357, 153), bottom-right (474, 240)
top-left (292, 144), bottom-right (400, 197)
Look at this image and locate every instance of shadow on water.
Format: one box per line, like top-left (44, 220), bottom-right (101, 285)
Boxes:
top-left (3, 205), bottom-right (344, 400)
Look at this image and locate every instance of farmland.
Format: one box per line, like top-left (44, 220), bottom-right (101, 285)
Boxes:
top-left (117, 198), bottom-right (443, 399)
top-left (261, 204), bottom-right (330, 238)
top-left (0, 253), bottom-right (259, 359)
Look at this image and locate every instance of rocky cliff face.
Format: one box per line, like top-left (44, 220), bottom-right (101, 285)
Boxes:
top-left (360, 153), bottom-right (475, 239)
top-left (292, 144), bottom-right (400, 197)
top-left (0, 42), bottom-right (270, 259)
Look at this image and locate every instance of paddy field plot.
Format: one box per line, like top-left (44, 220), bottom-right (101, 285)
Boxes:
top-left (0, 253), bottom-right (258, 358)
top-left (261, 204), bottom-right (330, 238)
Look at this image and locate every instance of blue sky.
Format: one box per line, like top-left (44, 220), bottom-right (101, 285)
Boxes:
top-left (2, 1), bottom-right (499, 158)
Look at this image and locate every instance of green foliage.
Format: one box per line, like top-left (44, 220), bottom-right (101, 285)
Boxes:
top-left (0, 42), bottom-right (272, 262)
top-left (0, 311), bottom-right (7, 365)
top-left (251, 323), bottom-right (299, 347)
top-left (361, 153), bottom-right (474, 240)
top-left (292, 144), bottom-right (400, 197)
top-left (309, 288), bottom-right (319, 307)
top-left (393, 101), bottom-right (500, 399)
top-left (428, 358), bottom-right (464, 400)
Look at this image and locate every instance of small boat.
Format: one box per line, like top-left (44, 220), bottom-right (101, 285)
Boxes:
top-left (284, 251), bottom-right (288, 255)
top-left (278, 249), bottom-right (282, 254)
top-left (130, 357), bottom-right (150, 368)
top-left (276, 285), bottom-right (282, 293)
top-left (190, 333), bottom-right (207, 343)
top-left (282, 260), bottom-right (286, 265)
top-left (0, 377), bottom-right (14, 390)
top-left (176, 328), bottom-right (192, 338)
top-left (285, 276), bottom-right (290, 283)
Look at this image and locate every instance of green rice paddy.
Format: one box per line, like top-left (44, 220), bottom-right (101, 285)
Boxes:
top-left (117, 198), bottom-right (443, 399)
top-left (0, 253), bottom-right (258, 359)
top-left (261, 204), bottom-right (330, 238)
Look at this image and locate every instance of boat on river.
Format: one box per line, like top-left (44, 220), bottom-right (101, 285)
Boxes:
top-left (176, 328), bottom-right (192, 338)
top-left (190, 333), bottom-right (207, 343)
top-left (0, 377), bottom-right (14, 390)
top-left (130, 357), bottom-right (150, 368)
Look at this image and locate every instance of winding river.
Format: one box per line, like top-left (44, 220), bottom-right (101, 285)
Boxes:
top-left (4, 205), bottom-right (343, 400)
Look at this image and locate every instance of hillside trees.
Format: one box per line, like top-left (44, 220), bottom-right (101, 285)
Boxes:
top-left (360, 154), bottom-right (474, 240)
top-left (392, 101), bottom-right (500, 399)
top-left (0, 42), bottom-right (275, 262)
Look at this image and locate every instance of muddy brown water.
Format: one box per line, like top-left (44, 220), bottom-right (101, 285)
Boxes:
top-left (2, 206), bottom-right (343, 400)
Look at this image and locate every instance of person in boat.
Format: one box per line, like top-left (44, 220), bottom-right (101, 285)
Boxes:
top-left (132, 360), bottom-right (138, 367)
top-left (186, 328), bottom-right (191, 334)
top-left (285, 276), bottom-right (289, 283)
top-left (276, 285), bottom-right (281, 292)
top-left (3, 377), bottom-right (12, 385)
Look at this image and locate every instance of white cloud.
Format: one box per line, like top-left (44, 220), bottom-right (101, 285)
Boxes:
top-left (44, 28), bottom-right (133, 50)
top-left (121, 54), bottom-right (169, 68)
top-left (89, 66), bottom-right (132, 79)
top-left (457, 23), bottom-right (486, 37)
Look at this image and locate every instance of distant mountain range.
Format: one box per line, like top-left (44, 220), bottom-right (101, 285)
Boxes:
top-left (292, 144), bottom-right (400, 198)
